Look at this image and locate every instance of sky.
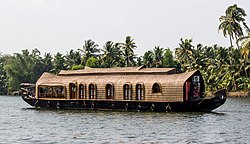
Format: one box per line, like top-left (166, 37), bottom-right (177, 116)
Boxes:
top-left (0, 0), bottom-right (249, 56)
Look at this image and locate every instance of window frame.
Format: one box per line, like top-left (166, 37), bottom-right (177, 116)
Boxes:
top-left (79, 83), bottom-right (86, 99)
top-left (123, 83), bottom-right (132, 100)
top-left (106, 83), bottom-right (114, 99)
top-left (69, 82), bottom-right (77, 99)
top-left (152, 83), bottom-right (161, 93)
top-left (89, 83), bottom-right (97, 99)
top-left (136, 83), bottom-right (144, 100)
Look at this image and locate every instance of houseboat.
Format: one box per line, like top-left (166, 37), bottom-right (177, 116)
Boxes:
top-left (21, 66), bottom-right (227, 112)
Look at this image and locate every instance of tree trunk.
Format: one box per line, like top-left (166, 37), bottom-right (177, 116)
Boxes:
top-left (235, 34), bottom-right (240, 50)
top-left (229, 36), bottom-right (233, 47)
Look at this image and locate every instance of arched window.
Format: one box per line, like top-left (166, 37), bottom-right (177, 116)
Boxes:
top-left (136, 83), bottom-right (144, 100)
top-left (123, 84), bottom-right (132, 100)
top-left (89, 84), bottom-right (96, 99)
top-left (79, 84), bottom-right (85, 99)
top-left (152, 83), bottom-right (161, 93)
top-left (69, 83), bottom-right (77, 99)
top-left (106, 83), bottom-right (114, 99)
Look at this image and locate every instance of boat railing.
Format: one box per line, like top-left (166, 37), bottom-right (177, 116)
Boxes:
top-left (39, 93), bottom-right (66, 98)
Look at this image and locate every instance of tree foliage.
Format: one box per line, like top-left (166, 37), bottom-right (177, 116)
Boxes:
top-left (0, 53), bottom-right (8, 94)
top-left (121, 36), bottom-right (137, 67)
top-left (3, 49), bottom-right (44, 93)
top-left (86, 56), bottom-right (100, 68)
top-left (175, 39), bottom-right (249, 91)
top-left (78, 39), bottom-right (100, 66)
top-left (218, 4), bottom-right (247, 48)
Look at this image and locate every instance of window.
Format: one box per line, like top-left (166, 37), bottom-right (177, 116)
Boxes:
top-left (69, 83), bottom-right (77, 99)
top-left (136, 83), bottom-right (144, 100)
top-left (38, 86), bottom-right (65, 98)
top-left (106, 84), bottom-right (114, 99)
top-left (123, 84), bottom-right (132, 100)
top-left (152, 83), bottom-right (161, 93)
top-left (89, 84), bottom-right (96, 99)
top-left (79, 84), bottom-right (85, 99)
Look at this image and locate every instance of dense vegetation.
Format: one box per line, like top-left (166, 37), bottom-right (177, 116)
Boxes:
top-left (0, 4), bottom-right (249, 95)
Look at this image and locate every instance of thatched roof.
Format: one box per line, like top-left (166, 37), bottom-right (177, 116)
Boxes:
top-left (58, 66), bottom-right (176, 76)
top-left (37, 67), bottom-right (199, 88)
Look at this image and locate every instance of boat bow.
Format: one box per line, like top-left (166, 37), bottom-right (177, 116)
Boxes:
top-left (197, 89), bottom-right (227, 112)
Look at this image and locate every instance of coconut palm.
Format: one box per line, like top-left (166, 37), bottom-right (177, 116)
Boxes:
top-left (237, 35), bottom-right (250, 60)
top-left (51, 52), bottom-right (66, 74)
top-left (218, 15), bottom-right (237, 47)
top-left (121, 36), bottom-right (137, 67)
top-left (237, 34), bottom-right (250, 77)
top-left (42, 53), bottom-right (53, 72)
top-left (175, 38), bottom-right (194, 71)
top-left (101, 41), bottom-right (123, 68)
top-left (219, 4), bottom-right (247, 48)
top-left (153, 46), bottom-right (164, 68)
top-left (143, 51), bottom-right (154, 68)
top-left (136, 56), bottom-right (143, 66)
top-left (65, 49), bottom-right (82, 69)
top-left (78, 39), bottom-right (100, 65)
top-left (30, 49), bottom-right (44, 82)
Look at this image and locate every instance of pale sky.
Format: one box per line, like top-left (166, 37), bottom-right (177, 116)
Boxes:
top-left (0, 0), bottom-right (249, 56)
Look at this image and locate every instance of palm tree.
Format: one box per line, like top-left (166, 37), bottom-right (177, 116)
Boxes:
top-left (51, 52), bottom-right (66, 74)
top-left (219, 4), bottom-right (247, 48)
top-left (101, 41), bottom-right (123, 68)
top-left (121, 36), bottom-right (137, 67)
top-left (42, 53), bottom-right (53, 72)
top-left (114, 42), bottom-right (125, 67)
top-left (237, 35), bottom-right (250, 60)
top-left (153, 46), bottom-right (164, 68)
top-left (30, 48), bottom-right (44, 82)
top-left (78, 39), bottom-right (100, 65)
top-left (143, 51), bottom-right (154, 68)
top-left (65, 49), bottom-right (82, 69)
top-left (186, 44), bottom-right (204, 70)
top-left (237, 34), bottom-right (250, 77)
top-left (218, 15), bottom-right (236, 47)
top-left (175, 38), bottom-right (194, 71)
top-left (136, 56), bottom-right (142, 66)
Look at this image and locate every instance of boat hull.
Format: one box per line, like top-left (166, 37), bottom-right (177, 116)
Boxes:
top-left (22, 89), bottom-right (227, 112)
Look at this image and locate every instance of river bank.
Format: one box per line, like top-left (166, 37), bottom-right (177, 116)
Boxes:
top-left (206, 90), bottom-right (249, 98)
top-left (227, 91), bottom-right (249, 97)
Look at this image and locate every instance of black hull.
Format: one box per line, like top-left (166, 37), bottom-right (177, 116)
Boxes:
top-left (22, 89), bottom-right (227, 112)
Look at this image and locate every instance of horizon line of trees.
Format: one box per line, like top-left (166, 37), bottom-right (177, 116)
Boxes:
top-left (0, 36), bottom-right (181, 94)
top-left (0, 4), bottom-right (249, 95)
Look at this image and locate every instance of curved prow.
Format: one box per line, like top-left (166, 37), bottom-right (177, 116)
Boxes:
top-left (214, 89), bottom-right (227, 100)
top-left (20, 83), bottom-right (35, 98)
top-left (198, 89), bottom-right (227, 112)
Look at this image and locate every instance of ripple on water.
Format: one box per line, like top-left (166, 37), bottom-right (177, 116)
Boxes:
top-left (0, 96), bottom-right (250, 143)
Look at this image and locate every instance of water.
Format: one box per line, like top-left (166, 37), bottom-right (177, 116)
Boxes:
top-left (0, 96), bottom-right (250, 144)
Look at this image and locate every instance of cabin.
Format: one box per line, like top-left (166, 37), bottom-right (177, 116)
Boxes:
top-left (35, 66), bottom-right (205, 102)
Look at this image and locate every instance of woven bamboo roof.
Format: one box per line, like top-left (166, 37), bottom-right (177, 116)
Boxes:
top-left (37, 68), bottom-right (199, 88)
top-left (58, 66), bottom-right (176, 76)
